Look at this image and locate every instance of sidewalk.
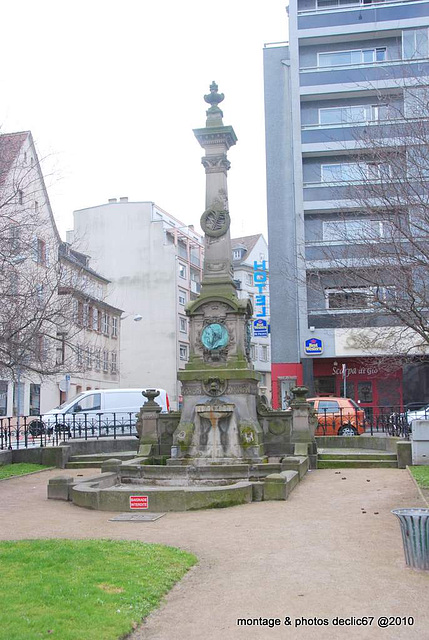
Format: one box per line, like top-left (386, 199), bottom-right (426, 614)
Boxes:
top-left (1, 467), bottom-right (428, 639)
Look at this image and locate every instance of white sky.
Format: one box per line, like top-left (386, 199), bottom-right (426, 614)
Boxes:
top-left (1, 0), bottom-right (288, 240)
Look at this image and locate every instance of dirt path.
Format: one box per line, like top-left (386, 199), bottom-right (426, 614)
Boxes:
top-left (1, 467), bottom-right (428, 639)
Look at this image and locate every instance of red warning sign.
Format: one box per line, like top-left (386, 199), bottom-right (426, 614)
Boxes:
top-left (130, 495), bottom-right (149, 510)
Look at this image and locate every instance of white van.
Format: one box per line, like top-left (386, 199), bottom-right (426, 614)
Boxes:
top-left (30, 388), bottom-right (169, 437)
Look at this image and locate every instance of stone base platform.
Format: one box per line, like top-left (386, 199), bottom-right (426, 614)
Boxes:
top-left (47, 455), bottom-right (308, 512)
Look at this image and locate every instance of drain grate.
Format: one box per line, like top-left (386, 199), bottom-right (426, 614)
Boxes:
top-left (109, 513), bottom-right (166, 522)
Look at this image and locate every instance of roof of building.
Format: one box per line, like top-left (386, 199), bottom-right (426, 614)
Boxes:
top-left (0, 131), bottom-right (29, 187)
top-left (231, 234), bottom-right (262, 262)
top-left (0, 130), bottom-right (62, 243)
top-left (59, 242), bottom-right (110, 284)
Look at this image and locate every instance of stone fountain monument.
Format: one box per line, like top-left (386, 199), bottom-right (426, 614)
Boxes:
top-left (172, 81), bottom-right (263, 463)
top-left (48, 84), bottom-right (316, 512)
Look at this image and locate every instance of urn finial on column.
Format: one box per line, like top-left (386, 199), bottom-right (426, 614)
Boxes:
top-left (204, 81), bottom-right (225, 126)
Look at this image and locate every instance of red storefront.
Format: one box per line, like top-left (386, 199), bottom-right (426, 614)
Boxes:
top-left (313, 358), bottom-right (403, 418)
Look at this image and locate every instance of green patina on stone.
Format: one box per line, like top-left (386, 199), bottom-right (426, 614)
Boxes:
top-left (175, 422), bottom-right (195, 451)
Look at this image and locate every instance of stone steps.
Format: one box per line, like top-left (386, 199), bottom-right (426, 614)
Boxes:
top-left (317, 448), bottom-right (398, 469)
top-left (318, 452), bottom-right (397, 461)
top-left (65, 451), bottom-right (138, 469)
top-left (317, 459), bottom-right (398, 469)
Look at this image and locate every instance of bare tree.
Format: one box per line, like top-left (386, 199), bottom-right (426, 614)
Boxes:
top-left (0, 132), bottom-right (81, 381)
top-left (306, 85), bottom-right (429, 358)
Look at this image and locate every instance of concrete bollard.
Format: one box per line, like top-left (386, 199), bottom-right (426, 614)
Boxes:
top-left (47, 476), bottom-right (74, 501)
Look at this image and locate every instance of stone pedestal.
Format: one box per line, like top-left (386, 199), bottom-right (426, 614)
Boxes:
top-left (136, 389), bottom-right (162, 456)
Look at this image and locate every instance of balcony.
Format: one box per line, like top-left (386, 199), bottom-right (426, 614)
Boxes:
top-left (300, 57), bottom-right (429, 95)
top-left (297, 0), bottom-right (429, 35)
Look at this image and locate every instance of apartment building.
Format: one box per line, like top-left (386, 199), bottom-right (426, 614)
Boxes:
top-left (67, 200), bottom-right (204, 409)
top-left (0, 131), bottom-right (120, 416)
top-left (264, 0), bottom-right (429, 411)
top-left (232, 235), bottom-right (272, 401)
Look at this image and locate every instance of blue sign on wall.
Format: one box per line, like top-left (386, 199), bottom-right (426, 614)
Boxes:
top-left (253, 319), bottom-right (268, 337)
top-left (304, 338), bottom-right (323, 355)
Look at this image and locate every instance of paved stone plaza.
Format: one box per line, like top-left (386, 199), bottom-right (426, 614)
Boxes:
top-left (1, 467), bottom-right (429, 639)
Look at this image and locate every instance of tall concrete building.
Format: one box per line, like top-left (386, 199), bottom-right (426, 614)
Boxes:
top-left (264, 0), bottom-right (429, 411)
top-left (67, 200), bottom-right (203, 409)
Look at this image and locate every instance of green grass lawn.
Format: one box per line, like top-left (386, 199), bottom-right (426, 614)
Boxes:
top-left (410, 466), bottom-right (429, 489)
top-left (0, 463), bottom-right (51, 480)
top-left (0, 539), bottom-right (197, 640)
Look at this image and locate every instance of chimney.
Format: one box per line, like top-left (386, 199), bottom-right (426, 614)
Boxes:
top-left (108, 198), bottom-right (117, 203)
top-left (119, 197), bottom-right (128, 203)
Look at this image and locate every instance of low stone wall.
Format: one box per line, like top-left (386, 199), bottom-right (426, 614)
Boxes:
top-left (0, 446), bottom-right (69, 468)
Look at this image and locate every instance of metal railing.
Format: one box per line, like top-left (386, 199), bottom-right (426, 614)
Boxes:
top-left (0, 412), bottom-right (139, 450)
top-left (313, 404), bottom-right (422, 439)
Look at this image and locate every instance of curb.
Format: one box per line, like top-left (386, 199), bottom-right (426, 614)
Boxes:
top-left (406, 465), bottom-right (429, 507)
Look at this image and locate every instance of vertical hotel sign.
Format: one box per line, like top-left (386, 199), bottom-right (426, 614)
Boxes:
top-left (253, 260), bottom-right (268, 337)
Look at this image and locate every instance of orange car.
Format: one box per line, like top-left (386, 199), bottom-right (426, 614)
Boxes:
top-left (307, 396), bottom-right (366, 436)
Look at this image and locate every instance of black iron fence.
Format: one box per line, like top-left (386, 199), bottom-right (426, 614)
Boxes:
top-left (0, 412), bottom-right (139, 450)
top-left (1, 403), bottom-right (426, 450)
top-left (313, 403), bottom-right (427, 439)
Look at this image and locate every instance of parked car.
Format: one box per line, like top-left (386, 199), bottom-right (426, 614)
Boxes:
top-left (28, 388), bottom-right (169, 437)
top-left (306, 396), bottom-right (366, 436)
top-left (407, 404), bottom-right (429, 423)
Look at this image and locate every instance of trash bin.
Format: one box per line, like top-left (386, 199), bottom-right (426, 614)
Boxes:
top-left (392, 508), bottom-right (429, 570)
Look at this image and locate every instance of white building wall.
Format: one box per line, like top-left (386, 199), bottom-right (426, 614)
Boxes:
top-left (69, 200), bottom-right (203, 409)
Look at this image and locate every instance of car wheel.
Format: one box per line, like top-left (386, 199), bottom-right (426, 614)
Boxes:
top-left (338, 425), bottom-right (358, 436)
top-left (28, 420), bottom-right (45, 437)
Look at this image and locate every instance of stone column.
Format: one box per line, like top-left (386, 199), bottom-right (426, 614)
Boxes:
top-left (290, 386), bottom-right (317, 466)
top-left (193, 81), bottom-right (237, 295)
top-left (136, 389), bottom-right (162, 456)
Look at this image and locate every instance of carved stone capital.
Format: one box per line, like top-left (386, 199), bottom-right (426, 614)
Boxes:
top-left (201, 154), bottom-right (231, 174)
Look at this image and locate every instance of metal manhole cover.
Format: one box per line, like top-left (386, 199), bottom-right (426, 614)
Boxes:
top-left (109, 513), bottom-right (166, 522)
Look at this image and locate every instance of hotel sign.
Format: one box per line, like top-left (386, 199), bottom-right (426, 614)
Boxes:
top-left (305, 338), bottom-right (323, 355)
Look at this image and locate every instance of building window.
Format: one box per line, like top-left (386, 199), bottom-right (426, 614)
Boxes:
top-left (233, 249), bottom-right (243, 260)
top-left (178, 290), bottom-right (187, 306)
top-left (83, 303), bottom-right (90, 327)
top-left (34, 201), bottom-right (39, 213)
top-left (36, 284), bottom-right (44, 308)
top-left (321, 162), bottom-right (390, 183)
top-left (103, 350), bottom-right (109, 372)
top-left (85, 347), bottom-right (92, 369)
top-left (56, 332), bottom-right (66, 365)
top-left (76, 344), bottom-right (83, 366)
top-left (179, 344), bottom-right (188, 360)
top-left (319, 104), bottom-right (387, 125)
top-left (29, 384), bottom-right (41, 416)
top-left (0, 381), bottom-right (8, 416)
top-left (179, 317), bottom-right (187, 333)
top-left (250, 344), bottom-right (257, 361)
top-left (13, 382), bottom-right (25, 416)
top-left (94, 349), bottom-right (101, 371)
top-left (112, 316), bottom-right (118, 338)
top-left (92, 308), bottom-right (99, 331)
top-left (318, 48), bottom-right (386, 68)
top-left (246, 273), bottom-right (253, 286)
top-left (18, 189), bottom-right (23, 205)
top-left (35, 334), bottom-right (47, 361)
top-left (102, 313), bottom-right (110, 335)
top-left (178, 263), bottom-right (187, 279)
top-left (403, 28), bottom-right (429, 60)
top-left (260, 345), bottom-right (269, 362)
top-left (111, 352), bottom-right (117, 374)
top-left (322, 219), bottom-right (387, 242)
top-left (33, 238), bottom-right (46, 265)
top-left (325, 286), bottom-right (395, 310)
